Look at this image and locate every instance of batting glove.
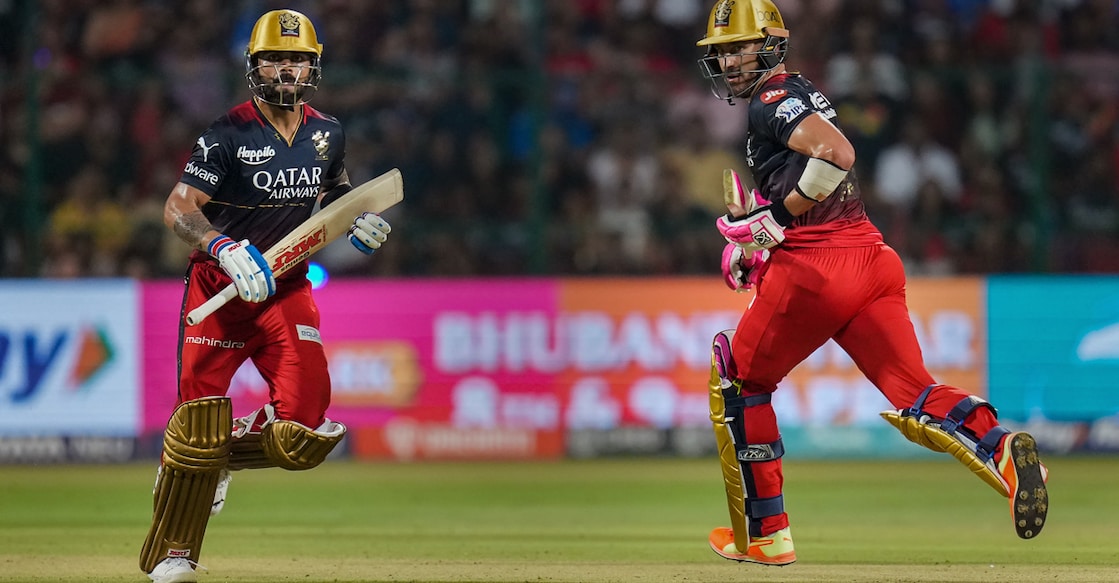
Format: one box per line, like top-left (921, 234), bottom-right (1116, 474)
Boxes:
top-left (348, 212), bottom-right (391, 255)
top-left (722, 243), bottom-right (769, 293)
top-left (209, 235), bottom-right (276, 303)
top-left (716, 202), bottom-right (795, 252)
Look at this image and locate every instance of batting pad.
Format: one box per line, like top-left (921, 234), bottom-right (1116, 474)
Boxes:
top-left (881, 411), bottom-right (1009, 497)
top-left (140, 397), bottom-right (232, 574)
top-left (229, 418), bottom-right (346, 471)
top-left (709, 356), bottom-right (750, 546)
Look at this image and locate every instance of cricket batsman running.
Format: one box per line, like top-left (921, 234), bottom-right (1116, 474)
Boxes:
top-left (695, 0), bottom-right (1048, 566)
top-left (140, 9), bottom-right (391, 582)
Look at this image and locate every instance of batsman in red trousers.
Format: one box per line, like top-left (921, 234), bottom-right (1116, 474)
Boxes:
top-left (696, 0), bottom-right (1048, 566)
top-left (139, 9), bottom-right (391, 583)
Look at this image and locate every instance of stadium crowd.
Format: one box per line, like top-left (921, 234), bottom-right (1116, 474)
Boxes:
top-left (2, 0), bottom-right (1118, 279)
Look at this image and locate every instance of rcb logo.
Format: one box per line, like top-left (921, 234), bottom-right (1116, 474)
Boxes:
top-left (714, 0), bottom-right (735, 27)
top-left (279, 12), bottom-right (300, 37)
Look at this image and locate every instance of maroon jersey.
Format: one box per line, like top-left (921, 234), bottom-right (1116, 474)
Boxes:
top-left (744, 74), bottom-right (878, 247)
top-left (178, 99), bottom-right (348, 280)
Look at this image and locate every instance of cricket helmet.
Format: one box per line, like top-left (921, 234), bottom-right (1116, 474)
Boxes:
top-left (696, 0), bottom-right (789, 102)
top-left (245, 9), bottom-right (323, 106)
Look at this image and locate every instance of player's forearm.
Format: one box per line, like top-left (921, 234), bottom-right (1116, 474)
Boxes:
top-left (168, 209), bottom-right (222, 252)
top-left (165, 182), bottom-right (222, 251)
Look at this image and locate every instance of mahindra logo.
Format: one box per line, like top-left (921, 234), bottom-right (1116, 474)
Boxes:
top-left (272, 227), bottom-right (326, 272)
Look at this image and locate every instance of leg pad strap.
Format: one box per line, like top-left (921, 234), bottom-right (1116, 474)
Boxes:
top-left (709, 331), bottom-right (787, 546)
top-left (882, 387), bottom-right (1010, 497)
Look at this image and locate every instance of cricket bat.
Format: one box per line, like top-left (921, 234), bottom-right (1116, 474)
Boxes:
top-left (185, 168), bottom-right (404, 326)
top-left (723, 168), bottom-right (762, 218)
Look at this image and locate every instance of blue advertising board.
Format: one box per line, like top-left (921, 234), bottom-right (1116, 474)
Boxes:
top-left (988, 276), bottom-right (1119, 422)
top-left (0, 280), bottom-right (140, 436)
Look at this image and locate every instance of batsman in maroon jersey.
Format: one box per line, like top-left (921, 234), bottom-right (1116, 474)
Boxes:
top-left (140, 10), bottom-right (391, 583)
top-left (696, 0), bottom-right (1048, 567)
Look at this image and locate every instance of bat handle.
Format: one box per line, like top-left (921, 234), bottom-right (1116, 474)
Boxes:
top-left (185, 284), bottom-right (238, 326)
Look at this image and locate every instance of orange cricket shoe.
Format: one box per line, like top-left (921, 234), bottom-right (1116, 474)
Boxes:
top-left (708, 526), bottom-right (796, 566)
top-left (998, 432), bottom-right (1048, 539)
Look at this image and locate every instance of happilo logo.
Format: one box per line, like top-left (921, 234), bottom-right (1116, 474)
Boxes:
top-left (237, 145), bottom-right (276, 166)
top-left (271, 226), bottom-right (326, 273)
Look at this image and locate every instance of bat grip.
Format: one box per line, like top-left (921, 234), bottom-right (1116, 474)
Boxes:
top-left (185, 284), bottom-right (238, 326)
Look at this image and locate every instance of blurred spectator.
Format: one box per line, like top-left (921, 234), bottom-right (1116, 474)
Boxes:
top-left (3, 0), bottom-right (1118, 278)
top-left (43, 165), bottom-right (130, 276)
top-left (586, 122), bottom-right (660, 271)
top-left (825, 17), bottom-right (908, 102)
top-left (875, 117), bottom-right (963, 211)
top-left (659, 112), bottom-right (745, 216)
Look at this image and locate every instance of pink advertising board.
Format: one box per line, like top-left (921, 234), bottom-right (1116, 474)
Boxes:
top-left (141, 277), bottom-right (985, 460)
top-left (140, 279), bottom-right (559, 434)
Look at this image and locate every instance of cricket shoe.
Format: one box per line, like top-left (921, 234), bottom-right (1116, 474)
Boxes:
top-left (211, 468), bottom-right (231, 516)
top-left (148, 557), bottom-right (197, 583)
top-left (998, 432), bottom-right (1048, 539)
top-left (709, 526), bottom-right (796, 566)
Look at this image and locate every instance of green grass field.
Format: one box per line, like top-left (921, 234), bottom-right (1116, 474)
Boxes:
top-left (1, 457), bottom-right (1117, 582)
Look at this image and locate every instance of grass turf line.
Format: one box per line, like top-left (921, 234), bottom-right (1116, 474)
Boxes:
top-left (0, 457), bottom-right (1116, 582)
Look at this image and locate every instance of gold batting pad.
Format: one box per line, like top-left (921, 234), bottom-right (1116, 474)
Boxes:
top-left (709, 357), bottom-right (749, 544)
top-left (881, 411), bottom-right (1009, 497)
top-left (228, 431), bottom-right (271, 471)
top-left (229, 418), bottom-right (346, 471)
top-left (140, 397), bottom-right (233, 574)
top-left (261, 419), bottom-right (346, 470)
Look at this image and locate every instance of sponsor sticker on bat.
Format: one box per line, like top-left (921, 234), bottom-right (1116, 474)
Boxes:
top-left (271, 226), bottom-right (327, 273)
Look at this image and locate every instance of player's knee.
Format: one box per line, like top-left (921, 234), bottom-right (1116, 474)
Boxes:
top-left (162, 397), bottom-right (233, 471)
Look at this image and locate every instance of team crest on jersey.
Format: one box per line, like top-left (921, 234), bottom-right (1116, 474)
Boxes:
top-left (775, 97), bottom-right (806, 122)
top-left (312, 130), bottom-right (330, 160)
top-left (760, 88), bottom-right (787, 104)
top-left (279, 12), bottom-right (301, 37)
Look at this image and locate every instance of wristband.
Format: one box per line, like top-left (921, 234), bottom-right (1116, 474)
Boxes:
top-left (768, 200), bottom-right (796, 227)
top-left (207, 235), bottom-right (236, 257)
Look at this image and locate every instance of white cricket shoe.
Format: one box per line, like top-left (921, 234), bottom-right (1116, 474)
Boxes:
top-left (211, 468), bottom-right (231, 516)
top-left (148, 557), bottom-right (196, 583)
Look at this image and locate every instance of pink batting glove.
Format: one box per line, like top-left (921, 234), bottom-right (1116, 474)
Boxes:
top-left (721, 242), bottom-right (770, 292)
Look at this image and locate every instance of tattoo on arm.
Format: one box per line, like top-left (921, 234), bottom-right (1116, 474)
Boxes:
top-left (173, 211), bottom-right (215, 250)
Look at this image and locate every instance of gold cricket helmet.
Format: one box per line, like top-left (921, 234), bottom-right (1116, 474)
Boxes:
top-left (248, 9), bottom-right (323, 56)
top-left (697, 0), bottom-right (785, 47)
top-left (245, 9), bottom-right (323, 106)
top-left (696, 0), bottom-right (789, 102)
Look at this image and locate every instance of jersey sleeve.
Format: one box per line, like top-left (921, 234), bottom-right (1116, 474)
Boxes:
top-left (326, 124), bottom-right (347, 183)
top-left (179, 122), bottom-right (233, 196)
top-left (318, 123), bottom-right (352, 208)
top-left (750, 84), bottom-right (816, 147)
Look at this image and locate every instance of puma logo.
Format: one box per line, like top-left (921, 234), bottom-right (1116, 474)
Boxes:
top-left (196, 136), bottom-right (219, 162)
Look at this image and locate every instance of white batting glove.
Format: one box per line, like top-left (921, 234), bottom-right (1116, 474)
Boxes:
top-left (208, 235), bottom-right (276, 303)
top-left (348, 212), bottom-right (391, 255)
top-left (721, 243), bottom-right (769, 293)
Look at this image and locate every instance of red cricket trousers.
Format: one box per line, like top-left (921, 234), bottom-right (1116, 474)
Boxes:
top-left (731, 238), bottom-right (997, 535)
top-left (177, 261), bottom-right (331, 428)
